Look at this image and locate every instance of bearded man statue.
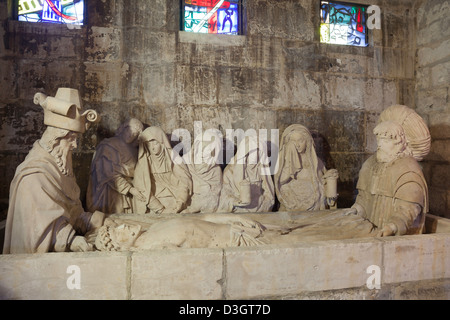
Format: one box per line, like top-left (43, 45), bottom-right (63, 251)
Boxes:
top-left (3, 88), bottom-right (104, 254)
top-left (351, 105), bottom-right (430, 237)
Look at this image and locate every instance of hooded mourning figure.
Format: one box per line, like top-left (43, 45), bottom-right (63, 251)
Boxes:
top-left (132, 126), bottom-right (193, 214)
top-left (183, 129), bottom-right (223, 213)
top-left (218, 135), bottom-right (274, 213)
top-left (274, 124), bottom-right (327, 212)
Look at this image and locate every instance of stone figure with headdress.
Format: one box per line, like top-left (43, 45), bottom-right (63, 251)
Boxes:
top-left (351, 105), bottom-right (430, 236)
top-left (3, 88), bottom-right (104, 254)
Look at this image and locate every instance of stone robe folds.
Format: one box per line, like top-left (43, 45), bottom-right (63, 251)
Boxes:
top-left (184, 132), bottom-right (223, 213)
top-left (218, 137), bottom-right (275, 213)
top-left (87, 137), bottom-right (138, 214)
top-left (3, 141), bottom-right (102, 254)
top-left (133, 127), bottom-right (193, 214)
top-left (354, 155), bottom-right (428, 235)
top-left (275, 124), bottom-right (326, 212)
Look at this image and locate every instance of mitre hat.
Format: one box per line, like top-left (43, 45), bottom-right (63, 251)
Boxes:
top-left (33, 88), bottom-right (100, 133)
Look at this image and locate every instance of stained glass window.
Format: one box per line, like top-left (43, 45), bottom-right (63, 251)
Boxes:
top-left (320, 1), bottom-right (368, 47)
top-left (182, 0), bottom-right (241, 35)
top-left (17, 0), bottom-right (84, 26)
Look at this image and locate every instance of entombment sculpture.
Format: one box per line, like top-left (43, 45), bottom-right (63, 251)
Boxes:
top-left (86, 118), bottom-right (144, 214)
top-left (3, 88), bottom-right (104, 254)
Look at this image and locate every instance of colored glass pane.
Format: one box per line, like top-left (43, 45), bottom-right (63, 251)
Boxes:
top-left (17, 0), bottom-right (84, 26)
top-left (183, 0), bottom-right (240, 35)
top-left (320, 1), bottom-right (367, 47)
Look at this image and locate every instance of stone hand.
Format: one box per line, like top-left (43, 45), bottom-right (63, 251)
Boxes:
top-left (376, 223), bottom-right (397, 237)
top-left (130, 187), bottom-right (146, 202)
top-left (70, 236), bottom-right (94, 252)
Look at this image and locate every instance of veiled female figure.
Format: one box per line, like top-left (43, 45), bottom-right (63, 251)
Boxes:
top-left (218, 135), bottom-right (274, 213)
top-left (133, 126), bottom-right (193, 214)
top-left (184, 129), bottom-right (223, 213)
top-left (275, 124), bottom-right (328, 212)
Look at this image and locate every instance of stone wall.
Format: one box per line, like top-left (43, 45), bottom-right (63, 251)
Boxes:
top-left (0, 0), bottom-right (424, 218)
top-left (415, 0), bottom-right (450, 218)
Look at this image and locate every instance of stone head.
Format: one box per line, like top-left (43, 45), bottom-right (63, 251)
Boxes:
top-left (374, 120), bottom-right (411, 163)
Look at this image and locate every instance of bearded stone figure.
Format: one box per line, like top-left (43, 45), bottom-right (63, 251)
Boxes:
top-left (3, 88), bottom-right (104, 254)
top-left (86, 118), bottom-right (145, 214)
top-left (351, 105), bottom-right (430, 236)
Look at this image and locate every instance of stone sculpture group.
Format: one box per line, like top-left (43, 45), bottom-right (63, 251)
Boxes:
top-left (2, 88), bottom-right (431, 254)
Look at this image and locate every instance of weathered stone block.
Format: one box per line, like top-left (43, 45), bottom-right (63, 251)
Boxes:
top-left (86, 26), bottom-right (122, 62)
top-left (0, 103), bottom-right (43, 151)
top-left (122, 0), bottom-right (175, 30)
top-left (431, 164), bottom-right (450, 188)
top-left (415, 66), bottom-right (432, 91)
top-left (363, 79), bottom-right (397, 113)
top-left (417, 39), bottom-right (450, 67)
top-left (0, 252), bottom-right (129, 300)
top-left (381, 9), bottom-right (415, 49)
top-left (429, 112), bottom-right (450, 139)
top-left (124, 29), bottom-right (176, 64)
top-left (130, 248), bottom-right (223, 300)
top-left (428, 186), bottom-right (448, 217)
top-left (224, 239), bottom-right (383, 299)
top-left (16, 59), bottom-right (46, 100)
top-left (431, 60), bottom-right (450, 88)
top-left (47, 35), bottom-right (84, 61)
top-left (247, 0), bottom-right (314, 41)
top-left (428, 139), bottom-right (450, 162)
top-left (417, 14), bottom-right (450, 47)
top-left (176, 65), bottom-right (218, 105)
top-left (0, 60), bottom-right (17, 101)
top-left (382, 234), bottom-right (450, 284)
top-left (87, 0), bottom-right (122, 27)
top-left (375, 48), bottom-right (415, 79)
top-left (84, 61), bottom-right (127, 102)
top-left (218, 67), bottom-right (261, 107)
top-left (416, 88), bottom-right (448, 114)
top-left (324, 75), bottom-right (365, 110)
top-left (274, 70), bottom-right (322, 109)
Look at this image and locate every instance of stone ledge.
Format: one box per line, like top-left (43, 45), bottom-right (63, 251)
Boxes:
top-left (0, 251), bottom-right (129, 300)
top-left (130, 248), bottom-right (224, 300)
top-left (223, 239), bottom-right (383, 299)
top-left (178, 31), bottom-right (246, 46)
top-left (1, 214), bottom-right (449, 300)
